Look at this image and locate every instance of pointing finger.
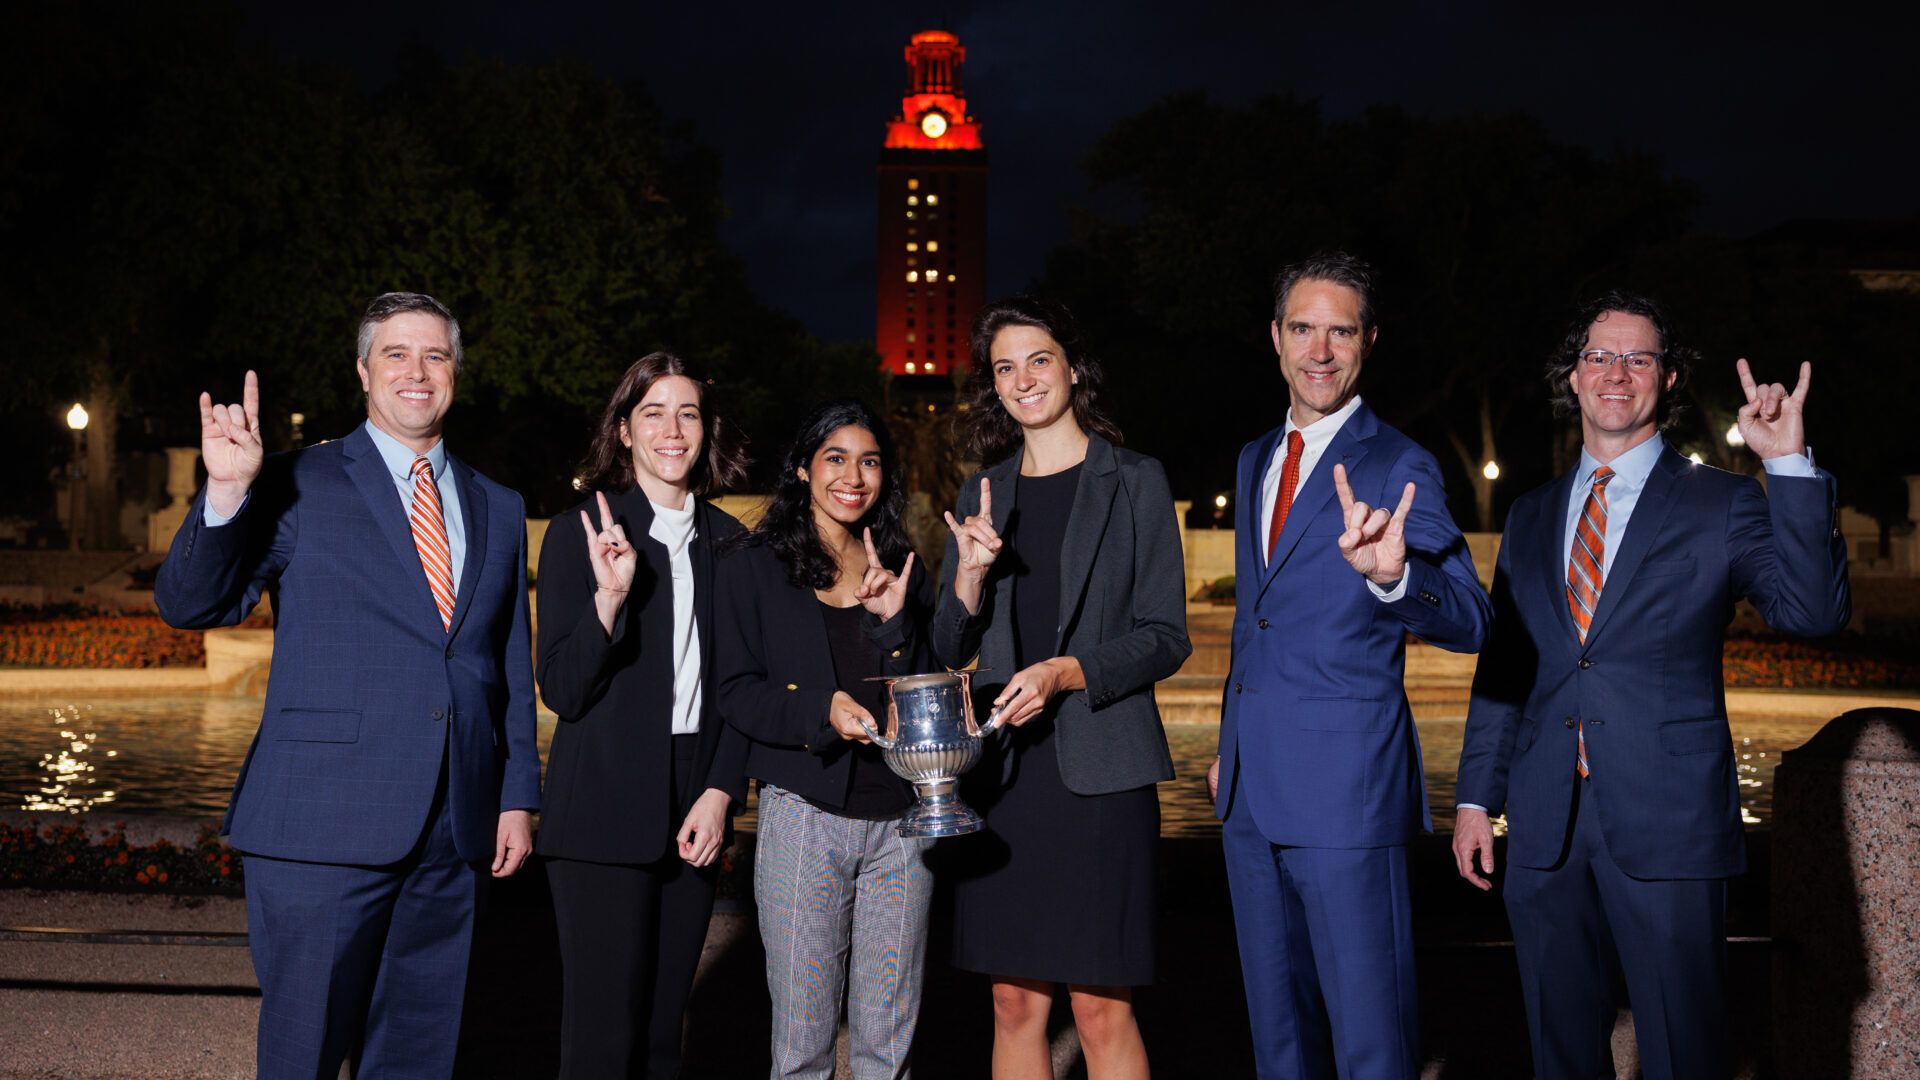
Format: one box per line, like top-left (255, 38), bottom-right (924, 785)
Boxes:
top-left (1736, 358), bottom-right (1758, 404)
top-left (978, 478), bottom-right (992, 523)
top-left (1789, 361), bottom-right (1811, 405)
top-left (595, 490), bottom-right (614, 534)
top-left (1333, 463), bottom-right (1356, 518)
top-left (863, 526), bottom-right (882, 569)
top-left (198, 391), bottom-right (215, 427)
top-left (242, 370), bottom-right (260, 432)
top-left (900, 551), bottom-right (916, 583)
top-left (1388, 482), bottom-right (1416, 531)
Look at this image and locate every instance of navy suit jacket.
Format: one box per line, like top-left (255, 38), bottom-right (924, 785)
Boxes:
top-left (155, 423), bottom-right (542, 867)
top-left (1217, 401), bottom-right (1491, 848)
top-left (1456, 447), bottom-right (1849, 878)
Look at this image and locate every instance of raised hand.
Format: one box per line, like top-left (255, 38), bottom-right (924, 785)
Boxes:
top-left (854, 527), bottom-right (914, 622)
top-left (580, 491), bottom-right (638, 594)
top-left (1333, 464), bottom-right (1415, 586)
top-left (581, 491), bottom-right (637, 635)
top-left (1735, 358), bottom-right (1810, 460)
top-left (943, 477), bottom-right (1003, 581)
top-left (199, 370), bottom-right (264, 518)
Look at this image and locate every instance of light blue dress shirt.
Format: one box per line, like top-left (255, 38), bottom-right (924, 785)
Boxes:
top-left (201, 420), bottom-right (467, 597)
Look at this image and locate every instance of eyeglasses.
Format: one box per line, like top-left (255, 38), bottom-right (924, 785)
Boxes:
top-left (1578, 349), bottom-right (1662, 373)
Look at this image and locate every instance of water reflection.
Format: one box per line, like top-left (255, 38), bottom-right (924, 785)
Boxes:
top-left (0, 700), bottom-right (1840, 834)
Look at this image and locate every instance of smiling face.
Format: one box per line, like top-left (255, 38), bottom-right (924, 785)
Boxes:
top-left (1571, 310), bottom-right (1677, 460)
top-left (619, 374), bottom-right (705, 507)
top-left (358, 310), bottom-right (457, 454)
top-left (799, 424), bottom-right (884, 537)
top-left (990, 324), bottom-right (1079, 435)
top-left (1271, 278), bottom-right (1376, 428)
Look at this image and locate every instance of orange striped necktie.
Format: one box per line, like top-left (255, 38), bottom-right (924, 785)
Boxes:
top-left (1265, 430), bottom-right (1306, 561)
top-left (409, 457), bottom-right (456, 631)
top-left (1566, 465), bottom-right (1614, 778)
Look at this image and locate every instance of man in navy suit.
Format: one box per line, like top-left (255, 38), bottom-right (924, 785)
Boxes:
top-left (1210, 252), bottom-right (1492, 1078)
top-left (1453, 291), bottom-right (1849, 1079)
top-left (157, 293), bottom-right (541, 1079)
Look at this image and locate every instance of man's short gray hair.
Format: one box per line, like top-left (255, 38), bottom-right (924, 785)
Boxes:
top-left (356, 293), bottom-right (463, 376)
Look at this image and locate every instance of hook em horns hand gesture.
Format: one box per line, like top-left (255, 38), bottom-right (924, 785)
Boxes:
top-left (854, 527), bottom-right (914, 622)
top-left (1734, 358), bottom-right (1810, 461)
top-left (1333, 463), bottom-right (1415, 587)
top-left (199, 369), bottom-right (265, 519)
top-left (942, 477), bottom-right (1002, 583)
top-left (580, 491), bottom-right (637, 595)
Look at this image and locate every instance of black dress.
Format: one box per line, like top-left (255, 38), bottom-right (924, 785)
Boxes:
top-left (948, 464), bottom-right (1160, 986)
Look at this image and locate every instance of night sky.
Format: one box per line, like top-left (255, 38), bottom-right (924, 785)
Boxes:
top-left (244, 1), bottom-right (1918, 343)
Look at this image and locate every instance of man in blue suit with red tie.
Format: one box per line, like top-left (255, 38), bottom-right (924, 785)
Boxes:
top-left (1210, 252), bottom-right (1492, 1078)
top-left (157, 293), bottom-right (541, 1079)
top-left (1453, 291), bottom-right (1849, 1079)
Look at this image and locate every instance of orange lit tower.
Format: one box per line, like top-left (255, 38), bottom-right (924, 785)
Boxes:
top-left (876, 30), bottom-right (987, 381)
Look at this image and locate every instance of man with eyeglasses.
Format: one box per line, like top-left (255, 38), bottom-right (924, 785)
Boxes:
top-left (1452, 291), bottom-right (1849, 1079)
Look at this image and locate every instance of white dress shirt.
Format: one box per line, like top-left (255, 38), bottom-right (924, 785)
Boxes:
top-left (648, 495), bottom-right (703, 735)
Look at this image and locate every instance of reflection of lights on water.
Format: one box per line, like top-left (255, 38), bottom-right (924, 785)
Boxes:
top-left (19, 705), bottom-right (118, 813)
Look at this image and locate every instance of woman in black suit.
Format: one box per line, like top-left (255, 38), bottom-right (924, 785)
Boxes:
top-left (712, 399), bottom-right (937, 1080)
top-left (535, 352), bottom-right (752, 1079)
top-left (933, 298), bottom-right (1191, 1079)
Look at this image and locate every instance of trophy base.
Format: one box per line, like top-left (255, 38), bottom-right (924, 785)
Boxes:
top-left (897, 778), bottom-right (984, 838)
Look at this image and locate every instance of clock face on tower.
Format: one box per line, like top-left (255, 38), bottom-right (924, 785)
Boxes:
top-left (919, 111), bottom-right (948, 139)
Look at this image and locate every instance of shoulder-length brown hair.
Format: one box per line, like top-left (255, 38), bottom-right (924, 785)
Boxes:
top-left (959, 296), bottom-right (1123, 464)
top-left (578, 352), bottom-right (751, 496)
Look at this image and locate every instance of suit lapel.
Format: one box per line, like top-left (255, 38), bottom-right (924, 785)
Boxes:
top-left (1580, 448), bottom-right (1682, 647)
top-left (1540, 466), bottom-right (1581, 644)
top-left (342, 426), bottom-right (443, 629)
top-left (444, 455), bottom-right (488, 639)
top-left (1241, 427), bottom-right (1282, 581)
top-left (1054, 437), bottom-right (1119, 653)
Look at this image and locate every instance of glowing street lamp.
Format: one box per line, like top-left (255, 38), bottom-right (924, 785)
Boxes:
top-left (1482, 460), bottom-right (1500, 481)
top-left (66, 403), bottom-right (89, 550)
top-left (1726, 423), bottom-right (1745, 448)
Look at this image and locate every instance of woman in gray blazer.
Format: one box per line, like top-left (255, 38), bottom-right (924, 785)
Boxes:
top-left (933, 296), bottom-right (1191, 1079)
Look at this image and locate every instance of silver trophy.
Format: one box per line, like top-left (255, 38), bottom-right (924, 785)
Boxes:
top-left (858, 671), bottom-right (1004, 838)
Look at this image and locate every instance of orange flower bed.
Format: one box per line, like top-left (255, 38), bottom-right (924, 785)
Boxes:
top-left (0, 818), bottom-right (242, 894)
top-left (0, 603), bottom-right (268, 668)
top-left (1722, 633), bottom-right (1920, 691)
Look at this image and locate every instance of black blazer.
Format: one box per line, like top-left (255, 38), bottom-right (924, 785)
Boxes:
top-left (931, 435), bottom-right (1191, 795)
top-left (534, 488), bottom-right (749, 865)
top-left (713, 539), bottom-right (934, 809)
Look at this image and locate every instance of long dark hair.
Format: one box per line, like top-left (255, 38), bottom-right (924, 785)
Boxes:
top-left (577, 352), bottom-right (751, 495)
top-left (740, 399), bottom-right (913, 591)
top-left (1545, 290), bottom-right (1696, 432)
top-left (960, 296), bottom-right (1123, 464)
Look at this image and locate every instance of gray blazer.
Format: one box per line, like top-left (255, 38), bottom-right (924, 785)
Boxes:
top-left (931, 435), bottom-right (1191, 795)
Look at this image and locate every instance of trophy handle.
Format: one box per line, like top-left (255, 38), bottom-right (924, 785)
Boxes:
top-left (857, 713), bottom-right (897, 750)
top-left (980, 706), bottom-right (1006, 733)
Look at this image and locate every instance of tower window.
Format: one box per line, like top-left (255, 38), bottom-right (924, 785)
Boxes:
top-left (907, 195), bottom-right (919, 206)
top-left (926, 241), bottom-right (939, 252)
top-left (906, 271), bottom-right (918, 282)
top-left (906, 242), bottom-right (918, 252)
top-left (908, 178), bottom-right (919, 190)
top-left (926, 195), bottom-right (939, 206)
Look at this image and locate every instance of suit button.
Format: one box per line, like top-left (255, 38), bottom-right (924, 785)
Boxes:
top-left (1578, 658), bottom-right (1593, 669)
top-left (431, 708), bottom-right (443, 720)
top-left (1235, 683), bottom-right (1242, 693)
top-left (1258, 619), bottom-right (1270, 630)
top-left (1564, 718), bottom-right (1576, 729)
top-left (445, 645), bottom-right (454, 658)
top-left (786, 683), bottom-right (798, 691)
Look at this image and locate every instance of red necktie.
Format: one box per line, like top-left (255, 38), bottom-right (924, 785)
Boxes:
top-left (1265, 430), bottom-right (1305, 561)
top-left (410, 457), bottom-right (456, 630)
top-left (1566, 465), bottom-right (1615, 776)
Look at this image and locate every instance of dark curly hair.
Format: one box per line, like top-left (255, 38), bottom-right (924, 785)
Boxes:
top-left (1272, 251), bottom-right (1378, 336)
top-left (738, 399), bottom-right (913, 591)
top-left (1546, 290), bottom-right (1696, 432)
top-left (959, 296), bottom-right (1124, 464)
top-left (577, 352), bottom-right (751, 496)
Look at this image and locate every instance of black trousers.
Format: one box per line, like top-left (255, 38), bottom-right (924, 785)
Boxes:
top-left (546, 735), bottom-right (720, 1080)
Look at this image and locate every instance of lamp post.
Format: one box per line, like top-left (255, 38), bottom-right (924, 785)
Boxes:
top-left (65, 403), bottom-right (89, 551)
